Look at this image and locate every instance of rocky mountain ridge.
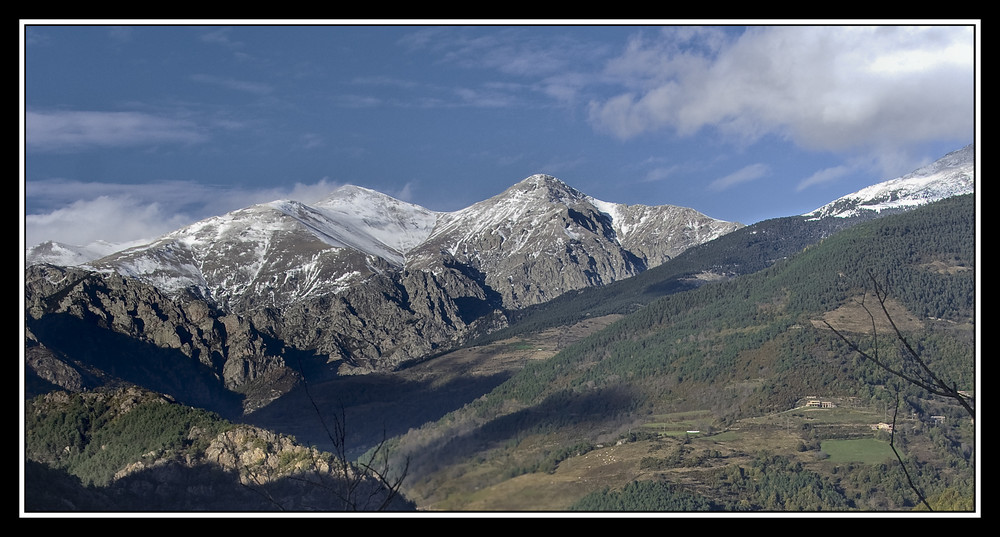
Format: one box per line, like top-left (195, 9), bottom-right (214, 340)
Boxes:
top-left (77, 174), bottom-right (742, 313)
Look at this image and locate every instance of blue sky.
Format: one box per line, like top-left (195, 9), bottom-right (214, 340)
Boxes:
top-left (21, 22), bottom-right (978, 249)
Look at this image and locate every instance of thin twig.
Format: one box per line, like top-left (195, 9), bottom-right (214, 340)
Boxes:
top-left (887, 391), bottom-right (932, 511)
top-left (293, 353), bottom-right (409, 511)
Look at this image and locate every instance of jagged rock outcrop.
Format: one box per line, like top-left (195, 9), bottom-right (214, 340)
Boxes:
top-left (22, 261), bottom-right (504, 411)
top-left (24, 264), bottom-right (289, 414)
top-left (247, 266), bottom-right (506, 374)
top-left (407, 177), bottom-right (638, 308)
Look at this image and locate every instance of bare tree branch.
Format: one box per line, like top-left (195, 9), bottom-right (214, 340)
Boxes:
top-left (822, 270), bottom-right (976, 511)
top-left (886, 391), bottom-right (932, 511)
top-left (294, 355), bottom-right (410, 511)
top-left (822, 271), bottom-right (974, 417)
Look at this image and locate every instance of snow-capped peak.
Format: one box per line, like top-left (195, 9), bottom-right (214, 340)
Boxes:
top-left (805, 144), bottom-right (975, 220)
top-left (25, 171), bottom-right (747, 313)
top-left (312, 185), bottom-right (440, 255)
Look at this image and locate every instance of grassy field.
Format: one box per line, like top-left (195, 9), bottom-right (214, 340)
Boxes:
top-left (820, 438), bottom-right (894, 464)
top-left (640, 410), bottom-right (717, 437)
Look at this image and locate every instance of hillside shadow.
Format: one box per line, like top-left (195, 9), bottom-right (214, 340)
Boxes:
top-left (26, 313), bottom-right (244, 419)
top-left (407, 384), bottom-right (639, 477)
top-left (641, 276), bottom-right (703, 299)
top-left (244, 369), bottom-right (515, 458)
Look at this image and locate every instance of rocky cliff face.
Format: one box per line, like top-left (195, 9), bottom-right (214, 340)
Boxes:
top-left (406, 176), bottom-right (641, 309)
top-left (24, 264), bottom-right (291, 414)
top-left (407, 175), bottom-right (742, 309)
top-left (23, 260), bottom-right (508, 413)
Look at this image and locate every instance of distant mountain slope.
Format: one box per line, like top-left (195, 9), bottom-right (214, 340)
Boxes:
top-left (804, 143), bottom-right (974, 220)
top-left (489, 148), bottom-right (975, 341)
top-left (406, 175), bottom-right (741, 308)
top-left (480, 212), bottom-right (860, 344)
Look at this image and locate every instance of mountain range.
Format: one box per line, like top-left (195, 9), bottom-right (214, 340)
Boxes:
top-left (25, 174), bottom-right (744, 410)
top-left (23, 143), bottom-right (976, 512)
top-left (30, 174), bottom-right (743, 309)
top-left (25, 145), bottom-right (975, 408)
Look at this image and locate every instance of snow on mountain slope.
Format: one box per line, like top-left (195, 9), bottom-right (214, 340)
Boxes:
top-left (405, 174), bottom-right (743, 308)
top-left (312, 185), bottom-right (440, 256)
top-left (805, 144), bottom-right (975, 220)
top-left (42, 173), bottom-right (744, 312)
top-left (416, 174), bottom-right (738, 264)
top-left (419, 175), bottom-right (598, 259)
top-left (589, 197), bottom-right (742, 268)
top-left (85, 202), bottom-right (388, 309)
top-left (266, 198), bottom-right (407, 266)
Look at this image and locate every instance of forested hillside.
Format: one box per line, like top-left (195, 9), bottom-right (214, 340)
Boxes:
top-left (389, 194), bottom-right (976, 511)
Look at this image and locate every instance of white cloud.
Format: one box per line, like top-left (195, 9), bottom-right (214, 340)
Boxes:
top-left (299, 133), bottom-right (325, 150)
top-left (392, 181), bottom-right (416, 203)
top-left (642, 165), bottom-right (681, 183)
top-left (107, 26), bottom-right (134, 43)
top-left (796, 164), bottom-right (854, 192)
top-left (24, 195), bottom-right (192, 248)
top-left (395, 26), bottom-right (610, 109)
top-left (191, 74), bottom-right (273, 95)
top-left (795, 146), bottom-right (943, 193)
top-left (402, 27), bottom-right (599, 79)
top-left (709, 163), bottom-right (769, 192)
top-left (24, 178), bottom-right (345, 248)
top-left (261, 179), bottom-right (345, 205)
top-left (26, 110), bottom-right (206, 152)
top-left (199, 27), bottom-right (244, 50)
top-left (587, 26), bottom-right (974, 155)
